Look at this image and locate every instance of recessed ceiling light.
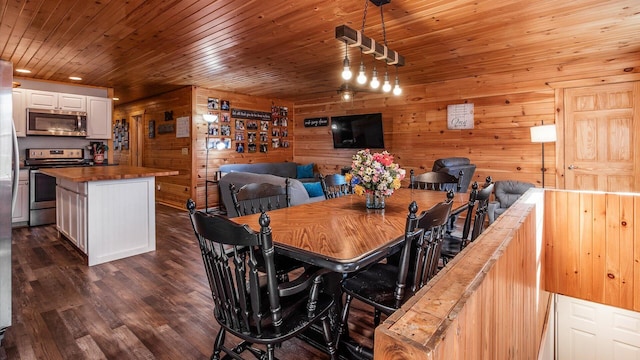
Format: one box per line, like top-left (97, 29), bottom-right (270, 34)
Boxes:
top-left (112, 97), bottom-right (120, 101)
top-left (69, 76), bottom-right (82, 81)
top-left (15, 69), bottom-right (31, 73)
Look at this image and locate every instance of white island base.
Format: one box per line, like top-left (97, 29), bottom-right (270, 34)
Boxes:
top-left (57, 176), bottom-right (157, 266)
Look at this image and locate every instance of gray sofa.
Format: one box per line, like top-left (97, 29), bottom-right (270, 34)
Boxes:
top-left (219, 172), bottom-right (325, 218)
top-left (219, 162), bottom-right (319, 183)
top-left (487, 180), bottom-right (535, 224)
top-left (431, 157), bottom-right (477, 193)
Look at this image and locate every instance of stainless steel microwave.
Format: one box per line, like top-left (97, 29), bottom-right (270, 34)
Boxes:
top-left (26, 108), bottom-right (87, 136)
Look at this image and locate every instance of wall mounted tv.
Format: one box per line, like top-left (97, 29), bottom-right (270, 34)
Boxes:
top-left (331, 113), bottom-right (385, 149)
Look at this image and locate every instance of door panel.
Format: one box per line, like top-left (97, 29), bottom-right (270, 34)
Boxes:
top-left (564, 82), bottom-right (639, 192)
top-left (557, 295), bottom-right (640, 360)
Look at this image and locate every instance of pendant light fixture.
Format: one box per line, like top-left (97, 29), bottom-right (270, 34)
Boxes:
top-left (392, 65), bottom-right (402, 95)
top-left (341, 42), bottom-right (352, 81)
top-left (382, 69), bottom-right (392, 93)
top-left (370, 65), bottom-right (380, 89)
top-left (335, 0), bottom-right (404, 101)
top-left (356, 53), bottom-right (367, 85)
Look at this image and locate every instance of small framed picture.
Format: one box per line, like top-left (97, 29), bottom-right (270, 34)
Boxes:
top-left (221, 100), bottom-right (230, 111)
top-left (207, 98), bottom-right (219, 110)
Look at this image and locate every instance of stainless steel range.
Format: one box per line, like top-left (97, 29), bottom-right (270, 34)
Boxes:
top-left (25, 148), bottom-right (86, 226)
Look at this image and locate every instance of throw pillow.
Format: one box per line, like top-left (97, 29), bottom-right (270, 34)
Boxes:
top-left (297, 163), bottom-right (314, 179)
top-left (303, 182), bottom-right (324, 198)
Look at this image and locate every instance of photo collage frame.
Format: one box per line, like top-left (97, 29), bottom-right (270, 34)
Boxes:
top-left (206, 97), bottom-right (232, 150)
top-left (206, 98), bottom-right (289, 153)
top-left (113, 118), bottom-right (130, 150)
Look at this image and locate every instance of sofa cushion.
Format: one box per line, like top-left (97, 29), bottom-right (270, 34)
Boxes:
top-left (495, 180), bottom-right (535, 209)
top-left (302, 182), bottom-right (324, 198)
top-left (297, 163), bottom-right (315, 179)
top-left (219, 172), bottom-right (311, 218)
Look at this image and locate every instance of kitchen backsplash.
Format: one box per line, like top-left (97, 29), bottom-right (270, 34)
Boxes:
top-left (18, 136), bottom-right (106, 163)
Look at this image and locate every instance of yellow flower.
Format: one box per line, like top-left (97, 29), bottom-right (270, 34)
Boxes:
top-left (345, 173), bottom-right (352, 183)
top-left (353, 184), bottom-right (365, 196)
top-left (392, 178), bottom-right (402, 190)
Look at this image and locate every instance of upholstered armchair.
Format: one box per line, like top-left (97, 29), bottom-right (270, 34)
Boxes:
top-left (487, 180), bottom-right (535, 224)
top-left (431, 157), bottom-right (476, 192)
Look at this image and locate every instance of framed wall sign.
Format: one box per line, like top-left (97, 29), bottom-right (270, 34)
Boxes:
top-left (447, 103), bottom-right (474, 129)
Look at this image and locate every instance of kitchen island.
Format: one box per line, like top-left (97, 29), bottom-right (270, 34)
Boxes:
top-left (40, 166), bottom-right (179, 266)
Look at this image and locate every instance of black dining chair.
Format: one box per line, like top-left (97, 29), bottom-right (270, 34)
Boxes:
top-left (319, 173), bottom-right (352, 199)
top-left (336, 193), bottom-right (454, 357)
top-left (409, 169), bottom-right (463, 192)
top-left (186, 199), bottom-right (338, 360)
top-left (230, 179), bottom-right (304, 281)
top-left (230, 179), bottom-right (291, 216)
top-left (441, 178), bottom-right (494, 265)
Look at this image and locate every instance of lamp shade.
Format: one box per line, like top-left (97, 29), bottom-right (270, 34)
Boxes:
top-left (530, 124), bottom-right (557, 143)
top-left (203, 113), bottom-right (218, 123)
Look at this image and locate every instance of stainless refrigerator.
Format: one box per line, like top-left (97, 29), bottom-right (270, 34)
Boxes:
top-left (0, 59), bottom-right (16, 342)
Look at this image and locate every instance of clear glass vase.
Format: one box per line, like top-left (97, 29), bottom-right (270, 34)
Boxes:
top-left (365, 192), bottom-right (385, 209)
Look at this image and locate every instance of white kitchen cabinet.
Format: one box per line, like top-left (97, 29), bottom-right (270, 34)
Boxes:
top-left (86, 96), bottom-right (112, 139)
top-left (12, 169), bottom-right (29, 225)
top-left (56, 179), bottom-right (87, 252)
top-left (12, 88), bottom-right (26, 137)
top-left (26, 90), bottom-right (86, 112)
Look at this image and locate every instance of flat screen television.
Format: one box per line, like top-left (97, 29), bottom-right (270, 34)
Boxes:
top-left (331, 113), bottom-right (385, 149)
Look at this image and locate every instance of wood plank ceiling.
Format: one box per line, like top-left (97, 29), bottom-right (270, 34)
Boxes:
top-left (1, 0), bottom-right (638, 104)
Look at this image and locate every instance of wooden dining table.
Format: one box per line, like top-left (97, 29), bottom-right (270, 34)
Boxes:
top-left (231, 187), bottom-right (469, 273)
top-left (231, 187), bottom-right (469, 356)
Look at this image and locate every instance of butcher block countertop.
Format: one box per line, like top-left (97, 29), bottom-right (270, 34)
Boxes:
top-left (40, 165), bottom-right (179, 182)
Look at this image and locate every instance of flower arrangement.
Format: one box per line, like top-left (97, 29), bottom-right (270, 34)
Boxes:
top-left (345, 149), bottom-right (406, 197)
top-left (92, 142), bottom-right (109, 154)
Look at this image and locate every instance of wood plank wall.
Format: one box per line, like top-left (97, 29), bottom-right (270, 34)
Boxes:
top-left (114, 86), bottom-right (294, 209)
top-left (293, 54), bottom-right (640, 189)
top-left (192, 88), bottom-right (294, 210)
top-left (113, 87), bottom-right (194, 209)
top-left (375, 189), bottom-right (550, 359)
top-left (294, 82), bottom-right (557, 188)
top-left (544, 190), bottom-right (640, 312)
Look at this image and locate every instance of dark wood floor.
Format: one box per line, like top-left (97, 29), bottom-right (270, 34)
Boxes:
top-left (1, 205), bottom-right (376, 360)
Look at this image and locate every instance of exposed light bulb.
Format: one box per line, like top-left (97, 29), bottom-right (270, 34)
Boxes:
top-left (370, 68), bottom-right (380, 89)
top-left (341, 56), bottom-right (352, 80)
top-left (356, 61), bottom-right (367, 84)
top-left (342, 91), bottom-right (352, 101)
top-left (382, 72), bottom-right (391, 92)
top-left (393, 76), bottom-right (402, 95)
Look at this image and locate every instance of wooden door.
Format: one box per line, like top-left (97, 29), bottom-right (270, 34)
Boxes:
top-left (557, 295), bottom-right (640, 359)
top-left (132, 114), bottom-right (143, 167)
top-left (564, 82), bottom-right (640, 192)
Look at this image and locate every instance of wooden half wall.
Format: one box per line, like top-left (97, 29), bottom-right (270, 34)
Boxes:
top-left (544, 190), bottom-right (640, 312)
top-left (375, 189), bottom-right (551, 359)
